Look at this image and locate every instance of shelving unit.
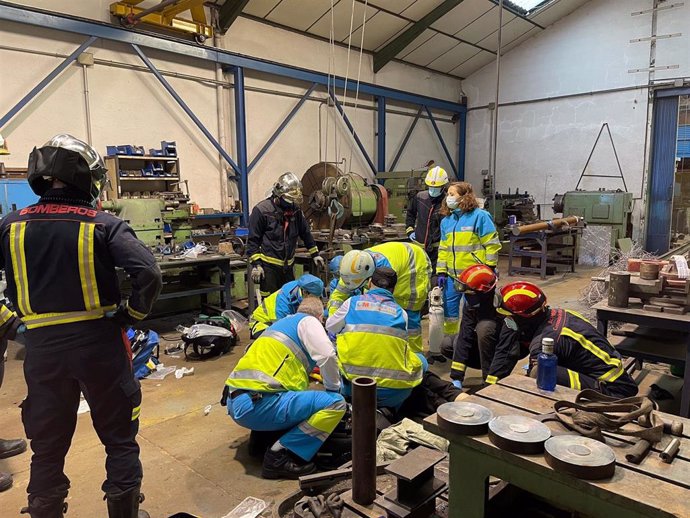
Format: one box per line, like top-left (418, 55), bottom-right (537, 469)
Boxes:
top-left (105, 155), bottom-right (182, 199)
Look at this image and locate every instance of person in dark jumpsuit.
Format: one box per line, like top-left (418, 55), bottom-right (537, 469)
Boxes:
top-left (0, 135), bottom-right (162, 518)
top-left (490, 281), bottom-right (638, 398)
top-left (247, 172), bottom-right (324, 297)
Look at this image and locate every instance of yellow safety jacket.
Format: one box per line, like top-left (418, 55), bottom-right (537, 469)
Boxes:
top-left (249, 281), bottom-right (303, 336)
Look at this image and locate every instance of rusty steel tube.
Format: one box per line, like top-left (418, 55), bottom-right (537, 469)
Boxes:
top-left (511, 216), bottom-right (580, 236)
top-left (608, 271), bottom-right (631, 308)
top-left (352, 376), bottom-right (377, 505)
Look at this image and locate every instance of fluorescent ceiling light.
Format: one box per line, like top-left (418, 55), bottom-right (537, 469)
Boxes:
top-left (506, 0), bottom-right (556, 15)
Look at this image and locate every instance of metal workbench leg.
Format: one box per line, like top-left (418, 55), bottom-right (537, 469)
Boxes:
top-left (681, 338), bottom-right (690, 418)
top-left (540, 236), bottom-right (547, 280)
top-left (220, 261), bottom-right (232, 310)
top-left (597, 317), bottom-right (608, 336)
top-left (448, 443), bottom-right (488, 518)
top-left (508, 237), bottom-right (515, 276)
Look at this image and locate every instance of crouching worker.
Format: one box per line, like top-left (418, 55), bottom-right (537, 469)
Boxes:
top-left (492, 281), bottom-right (638, 397)
top-left (249, 274), bottom-right (324, 338)
top-left (224, 297), bottom-right (346, 479)
top-left (326, 267), bottom-right (426, 410)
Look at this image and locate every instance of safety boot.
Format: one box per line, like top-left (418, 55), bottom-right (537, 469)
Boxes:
top-left (20, 491), bottom-right (69, 518)
top-left (105, 486), bottom-right (150, 518)
top-left (0, 471), bottom-right (12, 492)
top-left (0, 437), bottom-right (27, 458)
top-left (262, 448), bottom-right (316, 480)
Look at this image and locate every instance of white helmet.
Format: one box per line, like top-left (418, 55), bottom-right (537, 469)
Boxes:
top-left (425, 166), bottom-right (449, 187)
top-left (339, 250), bottom-right (375, 290)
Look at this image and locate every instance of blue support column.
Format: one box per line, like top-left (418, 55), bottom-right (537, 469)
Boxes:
top-left (376, 96), bottom-right (386, 173)
top-left (0, 36), bottom-right (97, 130)
top-left (424, 105), bottom-right (458, 179)
top-left (329, 92), bottom-right (377, 176)
top-left (233, 66), bottom-right (250, 226)
top-left (248, 82), bottom-right (318, 173)
top-left (457, 111), bottom-right (466, 181)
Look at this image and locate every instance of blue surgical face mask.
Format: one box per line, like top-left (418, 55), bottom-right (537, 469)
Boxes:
top-left (428, 187), bottom-right (443, 198)
top-left (446, 196), bottom-right (459, 210)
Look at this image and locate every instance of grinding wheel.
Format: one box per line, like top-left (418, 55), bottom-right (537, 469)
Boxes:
top-left (488, 415), bottom-right (551, 454)
top-left (437, 402), bottom-right (493, 435)
top-left (544, 435), bottom-right (616, 480)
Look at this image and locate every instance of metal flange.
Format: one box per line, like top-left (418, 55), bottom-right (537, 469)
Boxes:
top-left (437, 402), bottom-right (493, 435)
top-left (488, 415), bottom-right (551, 454)
top-left (545, 435), bottom-right (616, 480)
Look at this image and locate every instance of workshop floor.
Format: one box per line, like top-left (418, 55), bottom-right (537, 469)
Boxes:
top-left (0, 262), bottom-right (680, 517)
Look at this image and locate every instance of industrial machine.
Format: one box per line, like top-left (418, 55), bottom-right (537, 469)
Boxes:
top-left (481, 171), bottom-right (538, 239)
top-left (552, 189), bottom-right (633, 249)
top-left (102, 198), bottom-right (193, 246)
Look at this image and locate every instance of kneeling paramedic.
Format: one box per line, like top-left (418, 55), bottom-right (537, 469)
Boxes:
top-left (1, 135), bottom-right (162, 518)
top-left (328, 242), bottom-right (431, 353)
top-left (446, 265), bottom-right (503, 388)
top-left (224, 297), bottom-right (345, 479)
top-left (326, 267), bottom-right (425, 410)
top-left (491, 282), bottom-right (638, 397)
top-left (249, 273), bottom-right (324, 338)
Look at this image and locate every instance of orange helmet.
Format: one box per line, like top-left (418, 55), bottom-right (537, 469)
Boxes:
top-left (495, 282), bottom-right (547, 317)
top-left (458, 265), bottom-right (497, 293)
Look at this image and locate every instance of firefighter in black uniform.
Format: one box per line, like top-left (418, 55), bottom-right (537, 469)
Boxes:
top-left (247, 172), bottom-right (324, 296)
top-left (405, 166), bottom-right (448, 270)
top-left (0, 135), bottom-right (162, 518)
top-left (489, 281), bottom-right (638, 398)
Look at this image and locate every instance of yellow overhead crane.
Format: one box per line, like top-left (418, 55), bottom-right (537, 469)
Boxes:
top-left (110, 0), bottom-right (213, 43)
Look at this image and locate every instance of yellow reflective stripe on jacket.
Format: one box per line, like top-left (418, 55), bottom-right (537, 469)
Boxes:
top-left (560, 327), bottom-right (624, 383)
top-left (486, 375), bottom-right (498, 384)
top-left (308, 246), bottom-right (318, 255)
top-left (251, 253), bottom-right (295, 267)
top-left (0, 305), bottom-right (16, 327)
top-left (131, 405), bottom-right (141, 421)
top-left (77, 223), bottom-right (101, 310)
top-left (10, 222), bottom-right (32, 315)
top-left (567, 369), bottom-right (581, 390)
top-left (126, 304), bottom-right (147, 321)
top-left (479, 231), bottom-right (501, 265)
top-left (22, 305), bottom-right (117, 330)
top-left (451, 361), bottom-right (466, 372)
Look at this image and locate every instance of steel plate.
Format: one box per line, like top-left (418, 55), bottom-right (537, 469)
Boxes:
top-left (488, 415), bottom-right (552, 454)
top-left (437, 402), bottom-right (493, 435)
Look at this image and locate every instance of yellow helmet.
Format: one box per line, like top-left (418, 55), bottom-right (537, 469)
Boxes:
top-left (339, 250), bottom-right (375, 290)
top-left (425, 166), bottom-right (449, 187)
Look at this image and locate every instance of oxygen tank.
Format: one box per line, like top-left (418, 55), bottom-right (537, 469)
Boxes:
top-left (428, 286), bottom-right (444, 355)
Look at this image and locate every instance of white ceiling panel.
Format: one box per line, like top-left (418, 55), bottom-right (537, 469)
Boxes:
top-left (530, 0), bottom-right (589, 27)
top-left (501, 25), bottom-right (539, 53)
top-left (403, 33), bottom-right (459, 66)
top-left (455, 6), bottom-right (515, 44)
top-left (348, 11), bottom-right (411, 51)
top-left (374, 22), bottom-right (413, 51)
top-left (475, 17), bottom-right (533, 52)
top-left (450, 49), bottom-right (494, 77)
top-left (400, 0), bottom-right (446, 21)
top-left (431, 0), bottom-right (493, 35)
top-left (267, 0), bottom-right (331, 31)
top-left (308, 1), bottom-right (378, 42)
top-left (427, 42), bottom-right (481, 73)
top-left (397, 29), bottom-right (437, 58)
top-left (243, 0), bottom-right (281, 18)
top-left (368, 0), bottom-right (417, 14)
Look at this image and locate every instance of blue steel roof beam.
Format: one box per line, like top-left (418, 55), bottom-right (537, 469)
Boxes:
top-left (0, 2), bottom-right (466, 114)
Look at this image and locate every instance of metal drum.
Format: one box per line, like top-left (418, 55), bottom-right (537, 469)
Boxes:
top-left (437, 402), bottom-right (493, 435)
top-left (544, 435), bottom-right (616, 480)
top-left (488, 415), bottom-right (551, 454)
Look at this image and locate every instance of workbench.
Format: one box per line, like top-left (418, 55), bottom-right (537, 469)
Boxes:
top-left (508, 227), bottom-right (578, 279)
top-left (424, 375), bottom-right (690, 518)
top-left (594, 299), bottom-right (690, 418)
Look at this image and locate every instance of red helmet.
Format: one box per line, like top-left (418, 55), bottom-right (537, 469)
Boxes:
top-left (495, 282), bottom-right (547, 317)
top-left (458, 265), bottom-right (497, 293)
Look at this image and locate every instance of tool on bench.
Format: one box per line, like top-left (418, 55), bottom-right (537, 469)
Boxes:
top-left (488, 415), bottom-right (551, 454)
top-left (437, 402), bottom-right (493, 435)
top-left (660, 438), bottom-right (681, 464)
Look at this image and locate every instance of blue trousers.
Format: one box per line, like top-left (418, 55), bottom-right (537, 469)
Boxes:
top-left (226, 390), bottom-right (346, 461)
top-left (341, 353), bottom-right (429, 410)
top-left (443, 280), bottom-right (463, 337)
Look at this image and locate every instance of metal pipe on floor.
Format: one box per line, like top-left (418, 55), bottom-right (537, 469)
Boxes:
top-left (352, 376), bottom-right (377, 505)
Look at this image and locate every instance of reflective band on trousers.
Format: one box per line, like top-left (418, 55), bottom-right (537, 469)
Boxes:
top-left (78, 223), bottom-right (101, 311)
top-left (262, 330), bottom-right (309, 370)
top-left (402, 243), bottom-right (418, 311)
top-left (340, 363), bottom-right (423, 383)
top-left (22, 305), bottom-right (117, 329)
top-left (342, 323), bottom-right (407, 340)
top-left (10, 222), bottom-right (32, 316)
top-left (227, 369), bottom-right (283, 390)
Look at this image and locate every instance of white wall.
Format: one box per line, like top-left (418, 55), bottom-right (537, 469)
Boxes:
top-left (461, 0), bottom-right (690, 237)
top-left (0, 1), bottom-right (464, 211)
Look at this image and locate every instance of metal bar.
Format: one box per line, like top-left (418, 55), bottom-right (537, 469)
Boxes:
top-left (576, 123), bottom-right (606, 190)
top-left (373, 0), bottom-right (466, 73)
top-left (377, 96), bottom-right (386, 173)
top-left (217, 0), bottom-right (250, 33)
top-left (248, 82), bottom-right (318, 173)
top-left (630, 33), bottom-right (682, 43)
top-left (352, 377), bottom-right (377, 505)
top-left (424, 106), bottom-right (458, 179)
top-left (329, 92), bottom-right (377, 176)
top-left (0, 2), bottom-right (466, 114)
top-left (0, 35), bottom-right (96, 130)
top-left (490, 0), bottom-right (504, 220)
top-left (130, 0), bottom-right (180, 22)
top-left (233, 66), bottom-right (249, 226)
top-left (457, 110), bottom-right (466, 181)
top-left (631, 2), bottom-right (684, 15)
top-left (628, 65), bottom-right (679, 73)
top-left (389, 106), bottom-right (422, 171)
top-left (131, 43), bottom-right (241, 184)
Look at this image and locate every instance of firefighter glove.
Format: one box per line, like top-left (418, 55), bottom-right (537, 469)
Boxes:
top-left (251, 265), bottom-right (264, 283)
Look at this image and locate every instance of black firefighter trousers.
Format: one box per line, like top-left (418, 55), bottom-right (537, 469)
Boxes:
top-left (21, 320), bottom-right (143, 498)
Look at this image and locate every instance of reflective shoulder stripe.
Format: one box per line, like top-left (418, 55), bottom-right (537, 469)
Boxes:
top-left (565, 310), bottom-right (592, 325)
top-left (567, 369), bottom-right (582, 390)
top-left (451, 361), bottom-right (466, 372)
top-left (227, 369), bottom-right (283, 390)
top-left (342, 323), bottom-right (407, 340)
top-left (486, 375), bottom-right (498, 384)
top-left (23, 305), bottom-right (117, 329)
top-left (262, 330), bottom-right (309, 371)
top-left (78, 222), bottom-right (100, 311)
top-left (560, 327), bottom-right (623, 382)
top-left (10, 222), bottom-right (32, 315)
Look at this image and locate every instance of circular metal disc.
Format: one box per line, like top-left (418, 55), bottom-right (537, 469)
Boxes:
top-left (488, 415), bottom-right (551, 454)
top-left (545, 435), bottom-right (616, 480)
top-left (437, 402), bottom-right (493, 435)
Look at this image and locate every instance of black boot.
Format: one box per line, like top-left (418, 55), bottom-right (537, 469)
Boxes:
top-left (262, 448), bottom-right (316, 480)
top-left (105, 486), bottom-right (150, 518)
top-left (0, 438), bottom-right (27, 459)
top-left (20, 491), bottom-right (69, 518)
top-left (0, 471), bottom-right (12, 492)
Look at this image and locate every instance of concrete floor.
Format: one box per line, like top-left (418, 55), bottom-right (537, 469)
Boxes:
top-left (0, 262), bottom-right (673, 517)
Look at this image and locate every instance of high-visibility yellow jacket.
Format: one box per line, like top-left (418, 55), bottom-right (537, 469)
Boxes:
top-left (250, 281), bottom-right (302, 335)
top-left (335, 289), bottom-right (423, 390)
top-left (437, 208), bottom-right (501, 279)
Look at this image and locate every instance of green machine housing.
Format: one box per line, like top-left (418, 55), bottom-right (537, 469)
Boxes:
top-left (552, 189), bottom-right (633, 248)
